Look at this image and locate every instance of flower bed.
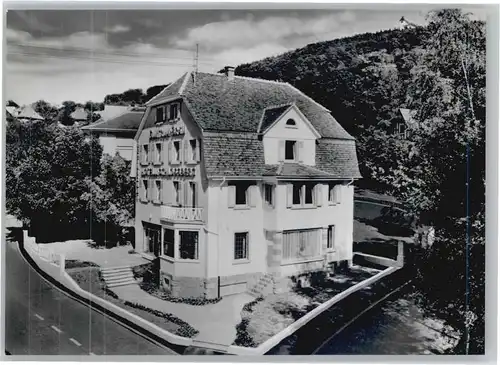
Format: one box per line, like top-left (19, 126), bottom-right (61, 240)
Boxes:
top-left (65, 259), bottom-right (100, 269)
top-left (233, 265), bottom-right (381, 347)
top-left (139, 281), bottom-right (222, 306)
top-left (67, 266), bottom-right (198, 338)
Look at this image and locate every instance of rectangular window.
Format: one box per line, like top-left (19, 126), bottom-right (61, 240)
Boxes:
top-left (155, 180), bottom-right (162, 202)
top-left (155, 143), bottom-right (162, 163)
top-left (163, 228), bottom-right (175, 258)
top-left (189, 182), bottom-right (196, 207)
top-left (173, 141), bottom-right (180, 162)
top-left (142, 144), bottom-right (149, 164)
top-left (156, 107), bottom-right (164, 123)
top-left (179, 231), bottom-right (198, 260)
top-left (169, 104), bottom-right (179, 120)
top-left (235, 183), bottom-right (248, 205)
top-left (327, 225), bottom-right (335, 250)
top-left (292, 183), bottom-right (302, 205)
top-left (173, 181), bottom-right (180, 205)
top-left (234, 232), bottom-right (249, 260)
top-left (292, 183), bottom-right (316, 206)
top-left (304, 183), bottom-right (314, 205)
top-left (285, 140), bottom-right (296, 160)
top-left (264, 184), bottom-right (274, 206)
top-left (189, 139), bottom-right (197, 162)
top-left (142, 179), bottom-right (148, 201)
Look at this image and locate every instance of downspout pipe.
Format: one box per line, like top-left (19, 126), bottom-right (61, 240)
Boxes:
top-left (217, 176), bottom-right (226, 298)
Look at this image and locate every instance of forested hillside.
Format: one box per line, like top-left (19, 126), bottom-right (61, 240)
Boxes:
top-left (234, 26), bottom-right (431, 135)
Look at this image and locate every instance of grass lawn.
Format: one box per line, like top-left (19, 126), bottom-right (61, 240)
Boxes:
top-left (67, 266), bottom-right (198, 338)
top-left (233, 265), bottom-right (381, 348)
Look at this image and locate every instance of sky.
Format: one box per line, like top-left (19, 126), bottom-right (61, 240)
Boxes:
top-left (5, 6), bottom-right (488, 106)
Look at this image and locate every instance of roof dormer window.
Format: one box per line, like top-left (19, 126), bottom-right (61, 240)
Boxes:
top-left (285, 140), bottom-right (296, 161)
top-left (286, 118), bottom-right (297, 127)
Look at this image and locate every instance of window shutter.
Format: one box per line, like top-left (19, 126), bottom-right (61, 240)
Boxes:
top-left (228, 185), bottom-right (236, 208)
top-left (194, 182), bottom-right (199, 207)
top-left (334, 185), bottom-right (341, 204)
top-left (147, 179), bottom-right (153, 201)
top-left (182, 181), bottom-right (191, 207)
top-left (154, 108), bottom-right (157, 123)
top-left (183, 140), bottom-right (188, 163)
top-left (168, 141), bottom-right (172, 163)
top-left (195, 139), bottom-right (200, 162)
top-left (278, 140), bottom-right (285, 162)
top-left (178, 181), bottom-right (184, 206)
top-left (148, 142), bottom-right (153, 164)
top-left (248, 185), bottom-right (257, 208)
top-left (162, 141), bottom-right (168, 164)
top-left (286, 184), bottom-right (293, 208)
top-left (166, 105), bottom-right (170, 121)
top-left (315, 184), bottom-right (323, 207)
top-left (161, 180), bottom-right (167, 204)
top-left (298, 141), bottom-right (304, 163)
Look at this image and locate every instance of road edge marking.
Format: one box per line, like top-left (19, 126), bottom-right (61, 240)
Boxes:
top-left (50, 325), bottom-right (62, 334)
top-left (34, 313), bottom-right (44, 321)
top-left (69, 338), bottom-right (82, 347)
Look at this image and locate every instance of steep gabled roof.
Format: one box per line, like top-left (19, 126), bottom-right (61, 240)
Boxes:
top-left (399, 108), bottom-right (418, 127)
top-left (16, 105), bottom-right (44, 120)
top-left (258, 103), bottom-right (293, 133)
top-left (82, 107), bottom-right (145, 132)
top-left (180, 72), bottom-right (354, 139)
top-left (203, 132), bottom-right (361, 179)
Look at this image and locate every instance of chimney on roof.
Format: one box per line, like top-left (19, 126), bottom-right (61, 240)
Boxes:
top-left (224, 66), bottom-right (235, 81)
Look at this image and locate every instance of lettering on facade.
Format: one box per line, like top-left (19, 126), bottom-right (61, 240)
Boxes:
top-left (142, 166), bottom-right (196, 177)
top-left (149, 125), bottom-right (185, 139)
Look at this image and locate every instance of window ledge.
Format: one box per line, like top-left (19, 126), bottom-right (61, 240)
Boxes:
top-left (177, 258), bottom-right (200, 263)
top-left (185, 160), bottom-right (198, 166)
top-left (328, 201), bottom-right (340, 206)
top-left (170, 161), bottom-right (181, 165)
top-left (152, 200), bottom-right (163, 206)
top-left (153, 162), bottom-right (163, 166)
top-left (160, 255), bottom-right (175, 263)
top-left (233, 205), bottom-right (251, 210)
top-left (232, 259), bottom-right (250, 265)
top-left (290, 204), bottom-right (317, 210)
top-left (139, 198), bottom-right (149, 204)
top-left (140, 161), bottom-right (149, 166)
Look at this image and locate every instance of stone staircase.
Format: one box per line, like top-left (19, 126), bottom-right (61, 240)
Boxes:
top-left (101, 266), bottom-right (137, 288)
top-left (248, 273), bottom-right (295, 298)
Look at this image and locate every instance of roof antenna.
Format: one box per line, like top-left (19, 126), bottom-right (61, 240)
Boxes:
top-left (192, 43), bottom-right (199, 85)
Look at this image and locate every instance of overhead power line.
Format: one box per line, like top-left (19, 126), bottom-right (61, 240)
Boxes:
top-left (7, 51), bottom-right (209, 67)
top-left (8, 42), bottom-right (216, 62)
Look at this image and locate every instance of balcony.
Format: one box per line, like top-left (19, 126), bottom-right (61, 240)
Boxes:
top-left (161, 205), bottom-right (203, 222)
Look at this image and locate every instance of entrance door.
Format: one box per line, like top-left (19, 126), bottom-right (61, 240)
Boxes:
top-left (144, 223), bottom-right (161, 257)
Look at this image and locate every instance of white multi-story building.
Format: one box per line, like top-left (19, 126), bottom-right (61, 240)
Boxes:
top-left (130, 67), bottom-right (362, 299)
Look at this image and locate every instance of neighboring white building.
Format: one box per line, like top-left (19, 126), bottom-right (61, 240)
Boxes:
top-left (130, 68), bottom-right (362, 299)
top-left (70, 107), bottom-right (89, 123)
top-left (81, 106), bottom-right (145, 161)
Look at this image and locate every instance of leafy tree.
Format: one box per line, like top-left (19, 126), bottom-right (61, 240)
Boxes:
top-left (146, 84), bottom-right (169, 102)
top-left (6, 121), bottom-right (102, 241)
top-left (81, 153), bottom-right (135, 245)
top-left (374, 9), bottom-right (485, 354)
top-left (33, 100), bottom-right (59, 121)
top-left (57, 100), bottom-right (78, 126)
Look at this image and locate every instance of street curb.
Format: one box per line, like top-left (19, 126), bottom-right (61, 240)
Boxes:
top-left (17, 240), bottom-right (187, 355)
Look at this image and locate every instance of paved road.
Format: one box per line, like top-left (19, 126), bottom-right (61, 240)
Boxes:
top-left (4, 240), bottom-right (177, 356)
